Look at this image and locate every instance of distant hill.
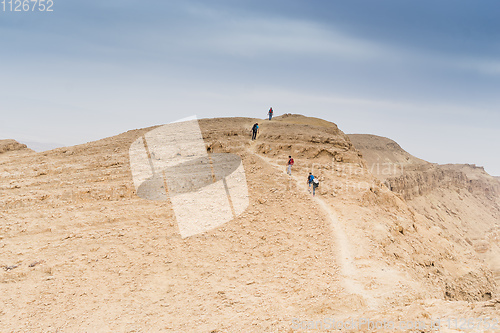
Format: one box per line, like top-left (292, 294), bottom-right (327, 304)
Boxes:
top-left (0, 139), bottom-right (33, 154)
top-left (348, 134), bottom-right (428, 179)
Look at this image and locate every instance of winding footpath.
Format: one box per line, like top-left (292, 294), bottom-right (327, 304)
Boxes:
top-left (248, 147), bottom-right (378, 309)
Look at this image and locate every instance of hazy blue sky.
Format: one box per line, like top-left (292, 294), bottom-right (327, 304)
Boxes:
top-left (1, 0), bottom-right (499, 174)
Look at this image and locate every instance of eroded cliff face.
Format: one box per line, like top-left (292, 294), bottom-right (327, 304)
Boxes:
top-left (383, 164), bottom-right (500, 200)
top-left (348, 134), bottom-right (500, 201)
top-left (350, 134), bottom-right (500, 293)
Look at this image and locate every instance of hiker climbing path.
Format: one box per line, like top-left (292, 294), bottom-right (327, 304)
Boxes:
top-left (248, 148), bottom-right (378, 309)
top-left (247, 143), bottom-right (424, 314)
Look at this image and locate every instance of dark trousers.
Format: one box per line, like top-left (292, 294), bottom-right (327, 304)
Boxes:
top-left (252, 131), bottom-right (257, 140)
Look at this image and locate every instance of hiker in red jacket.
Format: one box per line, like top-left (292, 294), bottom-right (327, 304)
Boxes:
top-left (287, 156), bottom-right (294, 175)
top-left (268, 107), bottom-right (273, 120)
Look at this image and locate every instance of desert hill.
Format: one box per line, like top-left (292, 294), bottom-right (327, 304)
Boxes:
top-left (348, 134), bottom-right (428, 173)
top-left (0, 139), bottom-right (33, 154)
top-left (1, 116), bottom-right (500, 331)
top-left (348, 134), bottom-right (500, 198)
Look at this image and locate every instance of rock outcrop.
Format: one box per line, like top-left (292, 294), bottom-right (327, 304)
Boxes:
top-left (0, 139), bottom-right (32, 154)
top-left (349, 134), bottom-right (500, 200)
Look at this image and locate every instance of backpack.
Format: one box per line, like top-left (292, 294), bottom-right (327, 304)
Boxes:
top-left (252, 124), bottom-right (258, 131)
top-left (313, 178), bottom-right (319, 186)
top-left (288, 158), bottom-right (294, 165)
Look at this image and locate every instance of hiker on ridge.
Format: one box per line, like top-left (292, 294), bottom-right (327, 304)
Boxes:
top-left (251, 123), bottom-right (259, 140)
top-left (287, 156), bottom-right (294, 175)
top-left (307, 172), bottom-right (314, 192)
top-left (268, 107), bottom-right (273, 120)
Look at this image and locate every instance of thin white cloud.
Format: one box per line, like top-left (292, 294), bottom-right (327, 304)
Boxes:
top-left (176, 3), bottom-right (386, 60)
top-left (202, 18), bottom-right (385, 59)
top-left (457, 59), bottom-right (500, 76)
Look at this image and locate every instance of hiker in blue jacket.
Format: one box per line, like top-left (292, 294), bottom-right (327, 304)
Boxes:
top-left (307, 173), bottom-right (314, 192)
top-left (251, 123), bottom-right (259, 140)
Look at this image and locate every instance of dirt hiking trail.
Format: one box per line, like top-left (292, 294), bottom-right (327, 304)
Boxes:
top-left (250, 148), bottom-right (378, 308)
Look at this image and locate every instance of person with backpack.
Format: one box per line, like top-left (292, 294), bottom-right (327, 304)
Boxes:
top-left (268, 107), bottom-right (273, 120)
top-left (251, 123), bottom-right (259, 140)
top-left (312, 178), bottom-right (319, 196)
top-left (287, 156), bottom-right (294, 175)
top-left (307, 172), bottom-right (314, 192)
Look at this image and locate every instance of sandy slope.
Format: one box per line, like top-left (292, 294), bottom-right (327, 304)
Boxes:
top-left (1, 115), bottom-right (500, 332)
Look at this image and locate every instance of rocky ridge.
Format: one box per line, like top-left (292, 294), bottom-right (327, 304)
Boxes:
top-left (1, 116), bottom-right (499, 331)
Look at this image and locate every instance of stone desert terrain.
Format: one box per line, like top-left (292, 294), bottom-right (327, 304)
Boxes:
top-left (1, 114), bottom-right (500, 332)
